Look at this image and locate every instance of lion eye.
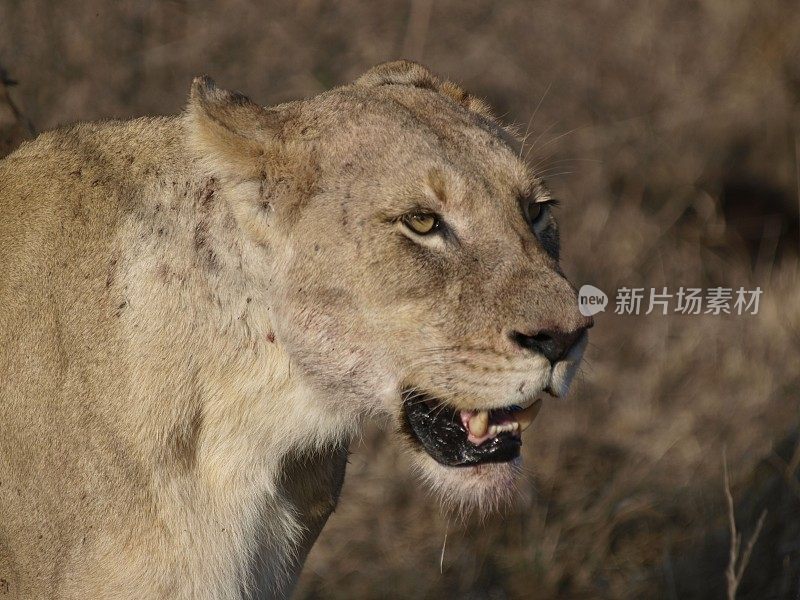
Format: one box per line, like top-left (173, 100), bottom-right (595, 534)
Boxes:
top-left (524, 200), bottom-right (544, 225)
top-left (402, 212), bottom-right (439, 235)
top-left (528, 203), bottom-right (542, 223)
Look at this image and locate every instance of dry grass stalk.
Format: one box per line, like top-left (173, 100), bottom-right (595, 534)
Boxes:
top-left (724, 456), bottom-right (768, 600)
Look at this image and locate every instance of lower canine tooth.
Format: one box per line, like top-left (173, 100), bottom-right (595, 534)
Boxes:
top-left (516, 399), bottom-right (543, 432)
top-left (470, 410), bottom-right (489, 437)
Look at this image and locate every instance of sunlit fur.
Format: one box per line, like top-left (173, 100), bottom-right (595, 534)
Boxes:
top-left (0, 61), bottom-right (587, 599)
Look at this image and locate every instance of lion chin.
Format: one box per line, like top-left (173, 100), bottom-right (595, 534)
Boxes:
top-left (412, 452), bottom-right (522, 516)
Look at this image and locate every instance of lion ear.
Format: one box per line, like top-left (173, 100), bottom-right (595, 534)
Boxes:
top-left (185, 76), bottom-right (287, 180)
top-left (354, 60), bottom-right (440, 91)
top-left (354, 60), bottom-right (496, 122)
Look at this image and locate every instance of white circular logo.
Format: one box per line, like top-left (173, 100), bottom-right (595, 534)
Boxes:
top-left (578, 284), bottom-right (608, 317)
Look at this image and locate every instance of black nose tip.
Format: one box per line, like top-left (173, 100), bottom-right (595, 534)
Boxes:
top-left (509, 324), bottom-right (588, 363)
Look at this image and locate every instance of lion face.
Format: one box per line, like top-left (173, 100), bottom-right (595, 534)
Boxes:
top-left (188, 62), bottom-right (591, 513)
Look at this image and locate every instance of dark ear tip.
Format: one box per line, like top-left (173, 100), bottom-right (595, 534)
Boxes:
top-left (190, 75), bottom-right (256, 109)
top-left (190, 75), bottom-right (216, 101)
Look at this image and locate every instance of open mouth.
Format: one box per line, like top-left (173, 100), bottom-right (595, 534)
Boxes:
top-left (400, 390), bottom-right (542, 467)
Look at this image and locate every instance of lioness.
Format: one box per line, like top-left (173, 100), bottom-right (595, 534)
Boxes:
top-left (0, 61), bottom-right (590, 599)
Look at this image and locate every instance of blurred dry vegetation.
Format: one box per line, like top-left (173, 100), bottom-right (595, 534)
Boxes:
top-left (2, 0), bottom-right (800, 598)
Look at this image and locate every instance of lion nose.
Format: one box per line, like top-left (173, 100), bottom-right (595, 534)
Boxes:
top-left (508, 317), bottom-right (593, 363)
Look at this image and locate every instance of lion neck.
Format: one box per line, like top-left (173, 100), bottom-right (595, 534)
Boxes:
top-left (115, 166), bottom-right (352, 595)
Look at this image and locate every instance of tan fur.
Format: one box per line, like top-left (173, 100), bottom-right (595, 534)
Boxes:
top-left (0, 61), bottom-right (588, 598)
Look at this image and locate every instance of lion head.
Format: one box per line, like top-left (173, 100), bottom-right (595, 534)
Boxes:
top-left (186, 61), bottom-right (591, 513)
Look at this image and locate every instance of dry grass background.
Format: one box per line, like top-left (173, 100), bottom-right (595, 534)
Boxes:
top-left (2, 1), bottom-right (800, 598)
